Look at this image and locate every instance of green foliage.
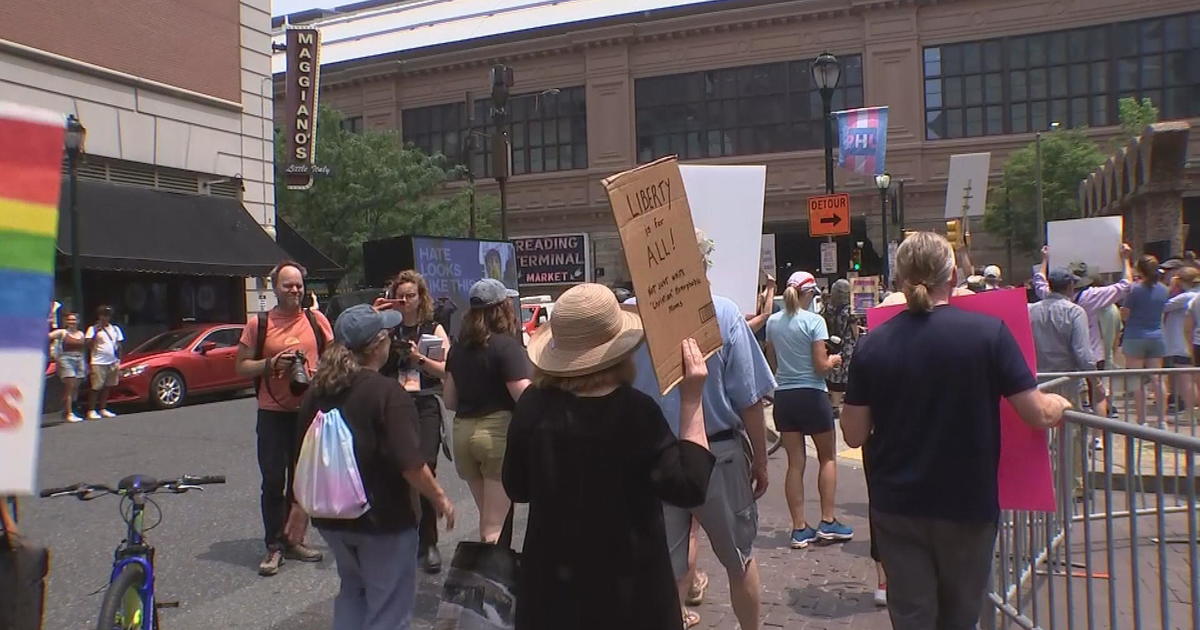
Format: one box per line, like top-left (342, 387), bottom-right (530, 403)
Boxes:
top-left (1118, 97), bottom-right (1159, 141)
top-left (275, 106), bottom-right (499, 287)
top-left (983, 128), bottom-right (1105, 253)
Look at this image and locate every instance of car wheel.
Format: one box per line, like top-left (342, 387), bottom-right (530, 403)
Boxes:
top-left (150, 370), bottom-right (187, 409)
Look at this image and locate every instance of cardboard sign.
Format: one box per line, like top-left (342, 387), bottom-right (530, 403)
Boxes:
top-left (1047, 216), bottom-right (1123, 274)
top-left (865, 289), bottom-right (1056, 512)
top-left (681, 164), bottom-right (767, 316)
top-left (0, 103), bottom-right (65, 494)
top-left (943, 153), bottom-right (991, 218)
top-left (760, 234), bottom-right (776, 279)
top-left (808, 193), bottom-right (851, 237)
top-left (603, 157), bottom-right (722, 394)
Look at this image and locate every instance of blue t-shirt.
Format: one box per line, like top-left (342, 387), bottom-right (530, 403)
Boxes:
top-left (846, 306), bottom-right (1036, 523)
top-left (1123, 282), bottom-right (1169, 340)
top-left (631, 295), bottom-right (776, 436)
top-left (765, 309), bottom-right (829, 391)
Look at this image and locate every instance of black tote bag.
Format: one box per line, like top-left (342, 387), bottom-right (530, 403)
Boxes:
top-left (0, 497), bottom-right (49, 630)
top-left (435, 508), bottom-right (520, 630)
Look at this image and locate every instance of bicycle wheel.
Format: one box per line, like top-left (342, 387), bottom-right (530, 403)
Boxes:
top-left (97, 563), bottom-right (147, 630)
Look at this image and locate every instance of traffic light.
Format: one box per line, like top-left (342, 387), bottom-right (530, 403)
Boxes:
top-left (946, 219), bottom-right (965, 248)
top-left (850, 246), bottom-right (862, 272)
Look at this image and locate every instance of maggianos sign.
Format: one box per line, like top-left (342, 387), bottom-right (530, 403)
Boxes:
top-left (284, 27), bottom-right (321, 190)
top-left (513, 234), bottom-right (590, 285)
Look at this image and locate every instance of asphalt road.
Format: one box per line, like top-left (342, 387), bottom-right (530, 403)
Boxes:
top-left (23, 396), bottom-right (482, 630)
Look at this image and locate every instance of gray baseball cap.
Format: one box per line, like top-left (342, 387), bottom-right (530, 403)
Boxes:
top-left (334, 304), bottom-right (402, 350)
top-left (469, 278), bottom-right (519, 309)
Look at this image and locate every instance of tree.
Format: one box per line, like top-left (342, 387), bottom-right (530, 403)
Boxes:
top-left (275, 106), bottom-right (499, 287)
top-left (1118, 96), bottom-right (1159, 142)
top-left (982, 128), bottom-right (1106, 253)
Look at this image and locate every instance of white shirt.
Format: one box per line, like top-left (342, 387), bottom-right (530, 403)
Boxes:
top-left (85, 324), bottom-right (125, 365)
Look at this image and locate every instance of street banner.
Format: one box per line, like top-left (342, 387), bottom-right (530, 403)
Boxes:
top-left (512, 233), bottom-right (589, 285)
top-left (680, 164), bottom-right (767, 316)
top-left (834, 106), bottom-right (888, 176)
top-left (866, 288), bottom-right (1056, 512)
top-left (760, 234), bottom-right (776, 280)
top-left (284, 26), bottom-right (321, 190)
top-left (1047, 216), bottom-right (1123, 274)
top-left (943, 153), bottom-right (991, 218)
top-left (603, 157), bottom-right (722, 394)
top-left (0, 102), bottom-right (64, 495)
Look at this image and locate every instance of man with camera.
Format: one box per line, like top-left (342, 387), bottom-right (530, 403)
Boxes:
top-left (236, 261), bottom-right (334, 576)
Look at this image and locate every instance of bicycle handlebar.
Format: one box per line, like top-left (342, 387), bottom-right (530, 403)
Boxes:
top-left (40, 474), bottom-right (225, 499)
top-left (181, 475), bottom-right (226, 485)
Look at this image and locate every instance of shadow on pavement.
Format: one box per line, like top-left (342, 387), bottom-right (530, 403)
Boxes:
top-left (196, 538), bottom-right (269, 569)
top-left (786, 581), bottom-right (878, 618)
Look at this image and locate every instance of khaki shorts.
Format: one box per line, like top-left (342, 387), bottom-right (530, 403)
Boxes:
top-left (452, 411), bottom-right (511, 481)
top-left (90, 363), bottom-right (120, 390)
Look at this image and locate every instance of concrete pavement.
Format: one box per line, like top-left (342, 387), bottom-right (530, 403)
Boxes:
top-left (23, 396), bottom-right (891, 629)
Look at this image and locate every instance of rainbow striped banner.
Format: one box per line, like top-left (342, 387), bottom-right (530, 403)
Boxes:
top-left (0, 102), bottom-right (64, 495)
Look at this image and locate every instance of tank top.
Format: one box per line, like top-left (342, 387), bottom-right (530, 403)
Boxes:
top-left (60, 330), bottom-right (85, 354)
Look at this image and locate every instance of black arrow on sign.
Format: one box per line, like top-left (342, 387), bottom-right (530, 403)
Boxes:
top-left (820, 214), bottom-right (843, 226)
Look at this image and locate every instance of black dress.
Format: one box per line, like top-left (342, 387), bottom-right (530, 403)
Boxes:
top-left (502, 385), bottom-right (715, 630)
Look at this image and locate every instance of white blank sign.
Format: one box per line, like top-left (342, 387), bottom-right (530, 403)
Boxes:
top-left (944, 153), bottom-right (991, 218)
top-left (1047, 216), bottom-right (1123, 274)
top-left (681, 164), bottom-right (767, 315)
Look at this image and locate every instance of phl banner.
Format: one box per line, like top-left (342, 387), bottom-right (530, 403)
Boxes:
top-left (834, 106), bottom-right (888, 177)
top-left (0, 103), bottom-right (64, 495)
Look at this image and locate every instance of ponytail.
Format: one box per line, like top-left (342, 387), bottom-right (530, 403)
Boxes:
top-left (783, 286), bottom-right (803, 315)
top-left (895, 232), bottom-right (956, 313)
top-left (1136, 255), bottom-right (1160, 287)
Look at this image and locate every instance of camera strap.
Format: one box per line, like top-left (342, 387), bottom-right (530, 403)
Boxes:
top-left (255, 308), bottom-right (326, 408)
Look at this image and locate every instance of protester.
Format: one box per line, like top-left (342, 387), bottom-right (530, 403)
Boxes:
top-left (48, 311), bottom-right (86, 422)
top-left (296, 304), bottom-right (455, 630)
top-left (1162, 267), bottom-right (1200, 414)
top-left (506, 284), bottom-right (714, 630)
top-left (375, 270), bottom-right (451, 573)
top-left (84, 305), bottom-right (125, 420)
top-left (235, 261), bottom-right (333, 576)
top-left (746, 274), bottom-right (777, 334)
top-left (1122, 255), bottom-right (1169, 425)
top-left (823, 278), bottom-right (859, 409)
top-left (982, 265), bottom-right (1003, 291)
top-left (842, 231), bottom-right (1071, 630)
top-left (631, 231), bottom-right (775, 630)
top-left (443, 278), bottom-right (530, 543)
top-left (764, 271), bottom-right (852, 549)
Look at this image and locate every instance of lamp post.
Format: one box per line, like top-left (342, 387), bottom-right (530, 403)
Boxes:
top-left (875, 172), bottom-right (892, 287)
top-left (1034, 121), bottom-right (1061, 246)
top-left (811, 52), bottom-right (841, 196)
top-left (65, 114), bottom-right (86, 314)
top-left (490, 65), bottom-right (514, 240)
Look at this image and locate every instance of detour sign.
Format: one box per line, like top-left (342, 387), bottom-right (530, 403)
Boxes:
top-left (808, 193), bottom-right (851, 237)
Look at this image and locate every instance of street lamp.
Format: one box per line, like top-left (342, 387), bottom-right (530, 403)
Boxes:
top-left (65, 114), bottom-right (86, 314)
top-left (811, 52), bottom-right (841, 195)
top-left (1034, 121), bottom-right (1061, 246)
top-left (875, 172), bottom-right (892, 287)
top-left (490, 64), bottom-right (514, 240)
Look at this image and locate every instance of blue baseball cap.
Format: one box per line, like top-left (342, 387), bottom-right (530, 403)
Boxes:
top-left (334, 304), bottom-right (402, 350)
top-left (469, 278), bottom-right (519, 309)
top-left (1048, 268), bottom-right (1077, 291)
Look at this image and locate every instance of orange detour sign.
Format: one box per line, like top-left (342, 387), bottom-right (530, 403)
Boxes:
top-left (808, 193), bottom-right (851, 237)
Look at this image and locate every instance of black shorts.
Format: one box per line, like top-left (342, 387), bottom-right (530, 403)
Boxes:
top-left (826, 380), bottom-right (847, 393)
top-left (773, 388), bottom-right (834, 434)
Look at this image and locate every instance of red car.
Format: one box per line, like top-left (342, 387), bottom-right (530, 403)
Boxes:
top-left (108, 324), bottom-right (252, 409)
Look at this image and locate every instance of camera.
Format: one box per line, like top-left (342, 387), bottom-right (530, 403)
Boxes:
top-left (826, 335), bottom-right (844, 354)
top-left (289, 350), bottom-right (310, 395)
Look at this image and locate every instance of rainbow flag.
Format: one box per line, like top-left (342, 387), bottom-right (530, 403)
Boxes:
top-left (833, 106), bottom-right (889, 177)
top-left (0, 102), bottom-right (64, 494)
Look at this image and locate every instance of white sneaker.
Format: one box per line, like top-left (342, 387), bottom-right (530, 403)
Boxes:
top-left (66, 414), bottom-right (84, 423)
top-left (874, 585), bottom-right (888, 607)
top-left (86, 410), bottom-right (102, 421)
top-left (100, 409), bottom-right (117, 418)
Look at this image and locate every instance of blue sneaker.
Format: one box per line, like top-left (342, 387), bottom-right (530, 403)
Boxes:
top-left (817, 519), bottom-right (854, 542)
top-left (791, 527), bottom-right (818, 549)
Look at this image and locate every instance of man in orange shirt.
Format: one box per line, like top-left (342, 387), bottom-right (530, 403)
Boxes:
top-left (236, 261), bottom-right (334, 576)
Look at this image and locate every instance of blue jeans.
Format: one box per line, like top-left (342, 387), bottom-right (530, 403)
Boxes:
top-left (320, 527), bottom-right (419, 630)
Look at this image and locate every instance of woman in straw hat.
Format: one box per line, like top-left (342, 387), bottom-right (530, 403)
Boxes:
top-left (507, 283), bottom-right (715, 630)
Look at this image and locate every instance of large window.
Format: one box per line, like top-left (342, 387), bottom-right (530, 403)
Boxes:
top-left (924, 11), bottom-right (1200, 140)
top-left (401, 86), bottom-right (588, 176)
top-left (634, 55), bottom-right (864, 162)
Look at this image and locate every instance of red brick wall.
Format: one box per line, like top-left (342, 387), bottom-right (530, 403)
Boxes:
top-left (0, 0), bottom-right (241, 102)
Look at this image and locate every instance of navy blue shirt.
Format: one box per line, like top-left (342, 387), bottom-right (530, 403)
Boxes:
top-left (846, 306), bottom-right (1036, 522)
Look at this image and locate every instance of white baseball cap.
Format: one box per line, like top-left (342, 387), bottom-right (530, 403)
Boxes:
top-left (787, 271), bottom-right (818, 292)
top-left (983, 265), bottom-right (1002, 279)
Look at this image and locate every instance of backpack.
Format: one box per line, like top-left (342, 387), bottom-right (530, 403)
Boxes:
top-left (293, 408), bottom-right (371, 519)
top-left (253, 308), bottom-right (326, 394)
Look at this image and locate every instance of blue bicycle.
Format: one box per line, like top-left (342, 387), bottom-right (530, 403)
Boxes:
top-left (41, 473), bottom-right (225, 630)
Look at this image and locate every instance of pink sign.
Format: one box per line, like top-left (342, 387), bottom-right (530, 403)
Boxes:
top-left (865, 288), bottom-right (1055, 512)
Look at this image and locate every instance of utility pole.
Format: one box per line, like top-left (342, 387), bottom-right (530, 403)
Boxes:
top-left (490, 65), bottom-right (514, 240)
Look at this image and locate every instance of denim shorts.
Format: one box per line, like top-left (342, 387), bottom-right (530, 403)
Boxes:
top-left (1122, 337), bottom-right (1165, 360)
top-left (56, 353), bottom-right (85, 380)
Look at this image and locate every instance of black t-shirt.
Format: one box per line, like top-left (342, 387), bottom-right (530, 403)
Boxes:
top-left (381, 321), bottom-right (442, 394)
top-left (295, 370), bottom-right (425, 533)
top-left (846, 306), bottom-right (1036, 522)
top-left (446, 333), bottom-right (531, 417)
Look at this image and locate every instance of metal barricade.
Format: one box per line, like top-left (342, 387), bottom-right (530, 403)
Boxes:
top-left (986, 367), bottom-right (1200, 630)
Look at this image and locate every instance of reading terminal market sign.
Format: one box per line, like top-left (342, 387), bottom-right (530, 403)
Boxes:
top-left (284, 27), bottom-right (321, 190)
top-left (513, 234), bottom-right (590, 285)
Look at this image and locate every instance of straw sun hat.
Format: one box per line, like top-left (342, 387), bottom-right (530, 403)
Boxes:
top-left (526, 283), bottom-right (645, 377)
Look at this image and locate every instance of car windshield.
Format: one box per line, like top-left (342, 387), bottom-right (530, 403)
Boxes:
top-left (521, 308), bottom-right (533, 323)
top-left (134, 329), bottom-right (201, 353)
